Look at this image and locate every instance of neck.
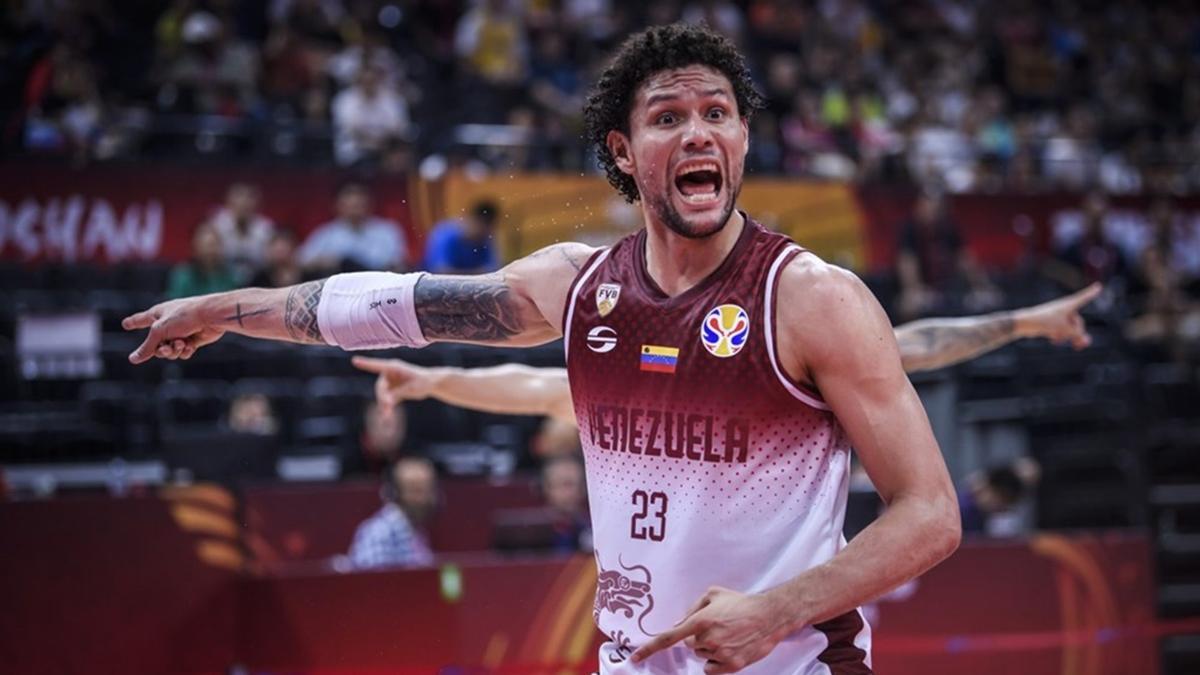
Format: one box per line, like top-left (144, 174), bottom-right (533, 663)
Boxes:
top-left (643, 209), bottom-right (745, 297)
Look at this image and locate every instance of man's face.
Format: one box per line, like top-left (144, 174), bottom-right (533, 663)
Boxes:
top-left (609, 65), bottom-right (749, 239)
top-left (394, 461), bottom-right (436, 524)
top-left (265, 236), bottom-right (295, 266)
top-left (227, 185), bottom-right (258, 219)
top-left (194, 227), bottom-right (221, 265)
top-left (543, 460), bottom-right (585, 515)
top-left (338, 188), bottom-right (370, 223)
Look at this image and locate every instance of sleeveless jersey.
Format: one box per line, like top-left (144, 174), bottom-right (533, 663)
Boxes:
top-left (563, 217), bottom-right (872, 675)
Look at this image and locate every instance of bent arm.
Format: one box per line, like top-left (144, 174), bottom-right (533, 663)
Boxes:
top-left (768, 262), bottom-right (960, 630)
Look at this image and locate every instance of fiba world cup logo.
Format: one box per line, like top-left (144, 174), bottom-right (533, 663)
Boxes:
top-left (700, 304), bottom-right (750, 358)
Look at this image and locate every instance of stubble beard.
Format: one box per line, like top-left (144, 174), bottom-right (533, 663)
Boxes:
top-left (644, 176), bottom-right (742, 240)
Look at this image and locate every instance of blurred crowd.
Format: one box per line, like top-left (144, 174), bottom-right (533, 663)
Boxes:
top-left (2, 0), bottom-right (1199, 192)
top-left (166, 179), bottom-right (501, 300)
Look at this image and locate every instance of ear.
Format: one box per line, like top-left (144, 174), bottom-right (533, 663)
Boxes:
top-left (607, 130), bottom-right (635, 176)
top-left (740, 117), bottom-right (750, 158)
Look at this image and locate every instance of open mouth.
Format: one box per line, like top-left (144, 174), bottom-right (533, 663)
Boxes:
top-left (673, 161), bottom-right (723, 205)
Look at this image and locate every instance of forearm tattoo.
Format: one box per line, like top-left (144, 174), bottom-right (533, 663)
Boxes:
top-left (284, 280), bottom-right (326, 343)
top-left (896, 313), bottom-right (1016, 373)
top-left (414, 275), bottom-right (523, 341)
top-left (221, 302), bottom-right (271, 328)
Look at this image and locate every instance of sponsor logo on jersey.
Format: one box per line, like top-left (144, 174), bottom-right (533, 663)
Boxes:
top-left (586, 325), bottom-right (618, 353)
top-left (701, 304), bottom-right (750, 358)
top-left (639, 345), bottom-right (679, 374)
top-left (596, 283), bottom-right (621, 317)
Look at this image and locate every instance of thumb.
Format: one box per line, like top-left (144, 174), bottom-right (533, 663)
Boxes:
top-left (129, 322), bottom-right (165, 364)
top-left (679, 591), bottom-right (714, 625)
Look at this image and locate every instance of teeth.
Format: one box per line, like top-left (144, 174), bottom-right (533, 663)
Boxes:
top-left (677, 161), bottom-right (719, 177)
top-left (681, 191), bottom-right (719, 204)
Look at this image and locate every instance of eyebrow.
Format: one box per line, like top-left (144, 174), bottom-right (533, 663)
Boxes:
top-left (643, 88), bottom-right (732, 108)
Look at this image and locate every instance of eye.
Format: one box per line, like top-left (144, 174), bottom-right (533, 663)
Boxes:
top-left (706, 107), bottom-right (727, 120)
top-left (655, 112), bottom-right (678, 125)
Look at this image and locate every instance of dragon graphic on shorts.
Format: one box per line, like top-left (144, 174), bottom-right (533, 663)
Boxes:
top-left (593, 550), bottom-right (655, 637)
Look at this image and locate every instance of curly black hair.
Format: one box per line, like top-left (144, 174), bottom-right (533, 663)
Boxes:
top-left (583, 23), bottom-right (766, 203)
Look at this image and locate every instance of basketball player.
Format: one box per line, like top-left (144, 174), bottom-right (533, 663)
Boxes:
top-left (351, 284), bottom-right (1103, 427)
top-left (127, 23), bottom-right (971, 674)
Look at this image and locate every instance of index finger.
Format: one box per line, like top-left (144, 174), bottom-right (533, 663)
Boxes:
top-left (352, 356), bottom-right (397, 374)
top-left (122, 309), bottom-right (158, 331)
top-left (632, 615), bottom-right (703, 663)
top-left (1064, 282), bottom-right (1102, 309)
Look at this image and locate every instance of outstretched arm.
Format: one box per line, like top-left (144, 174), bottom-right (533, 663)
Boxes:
top-left (894, 282), bottom-right (1101, 373)
top-left (352, 357), bottom-right (575, 424)
top-left (123, 243), bottom-right (596, 363)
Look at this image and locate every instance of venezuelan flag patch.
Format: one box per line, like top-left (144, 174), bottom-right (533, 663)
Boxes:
top-left (639, 345), bottom-right (679, 374)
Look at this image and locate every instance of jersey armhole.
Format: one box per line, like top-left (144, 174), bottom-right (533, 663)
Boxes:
top-left (764, 244), bottom-right (831, 412)
top-left (561, 247), bottom-right (611, 363)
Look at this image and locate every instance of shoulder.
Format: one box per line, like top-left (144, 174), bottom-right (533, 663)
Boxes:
top-left (427, 221), bottom-right (461, 241)
top-left (368, 218), bottom-right (402, 234)
top-left (777, 253), bottom-right (869, 313)
top-left (307, 220), bottom-right (341, 237)
top-left (504, 242), bottom-right (603, 328)
top-left (517, 241), bottom-right (602, 275)
top-left (776, 254), bottom-right (893, 374)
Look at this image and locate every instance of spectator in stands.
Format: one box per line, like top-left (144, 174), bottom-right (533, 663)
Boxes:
top-left (297, 182), bottom-right (407, 274)
top-left (532, 417), bottom-right (582, 460)
top-left (958, 457), bottom-right (1040, 538)
top-left (21, 45), bottom-right (112, 163)
top-left (159, 10), bottom-right (260, 117)
top-left (423, 200), bottom-right (501, 274)
top-left (209, 183), bottom-right (276, 282)
top-left (1126, 198), bottom-right (1200, 359)
top-left (541, 455), bottom-right (591, 554)
top-left (261, 23), bottom-right (322, 113)
top-left (454, 0), bottom-right (528, 88)
top-left (225, 393), bottom-right (279, 436)
top-left (327, 28), bottom-right (403, 89)
top-left (454, 0), bottom-right (528, 118)
top-left (248, 229), bottom-right (303, 288)
top-left (331, 62), bottom-right (411, 168)
top-left (166, 223), bottom-right (239, 299)
top-left (345, 400), bottom-right (408, 478)
top-left (347, 457), bottom-right (437, 569)
top-left (896, 193), bottom-right (1000, 320)
top-left (1047, 191), bottom-right (1129, 291)
top-left (528, 31), bottom-right (582, 123)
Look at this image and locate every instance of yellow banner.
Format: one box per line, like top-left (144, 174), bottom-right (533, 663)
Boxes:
top-left (428, 172), bottom-right (865, 269)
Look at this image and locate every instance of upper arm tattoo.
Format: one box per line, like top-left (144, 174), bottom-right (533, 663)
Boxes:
top-left (414, 274), bottom-right (524, 341)
top-left (558, 245), bottom-right (582, 271)
top-left (284, 279), bottom-right (326, 343)
top-left (895, 313), bottom-right (1016, 373)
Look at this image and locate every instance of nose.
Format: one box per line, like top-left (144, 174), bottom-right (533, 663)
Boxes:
top-left (681, 114), bottom-right (714, 151)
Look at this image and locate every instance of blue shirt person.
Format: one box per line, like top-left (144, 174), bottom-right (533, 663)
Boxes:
top-left (424, 200), bottom-right (500, 274)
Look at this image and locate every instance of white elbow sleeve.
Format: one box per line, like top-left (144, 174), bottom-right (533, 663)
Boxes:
top-left (316, 272), bottom-right (430, 350)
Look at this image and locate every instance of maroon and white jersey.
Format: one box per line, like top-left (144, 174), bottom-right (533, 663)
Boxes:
top-left (564, 217), bottom-right (871, 674)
